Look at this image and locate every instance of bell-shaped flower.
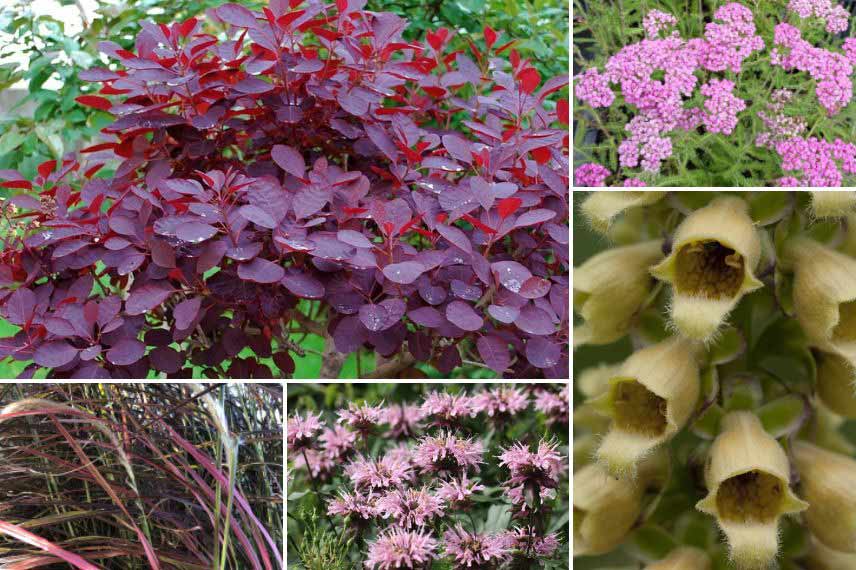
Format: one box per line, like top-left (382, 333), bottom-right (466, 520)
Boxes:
top-left (592, 337), bottom-right (700, 478)
top-left (816, 351), bottom-right (856, 419)
top-left (644, 546), bottom-right (712, 570)
top-left (793, 441), bottom-right (856, 553)
top-left (574, 240), bottom-right (664, 346)
top-left (806, 535), bottom-right (856, 570)
top-left (811, 191), bottom-right (856, 218)
top-left (580, 191), bottom-right (667, 233)
top-left (651, 196), bottom-right (762, 341)
top-left (573, 462), bottom-right (644, 556)
top-left (696, 411), bottom-right (808, 569)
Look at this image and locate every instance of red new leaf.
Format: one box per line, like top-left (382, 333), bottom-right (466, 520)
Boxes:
top-left (498, 197), bottom-right (522, 219)
top-left (75, 95), bottom-right (112, 111)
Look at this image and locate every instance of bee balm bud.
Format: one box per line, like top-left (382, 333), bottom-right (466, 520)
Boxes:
top-left (594, 337), bottom-right (700, 478)
top-left (792, 441), bottom-right (856, 553)
top-left (574, 240), bottom-right (664, 346)
top-left (815, 351), bottom-right (856, 419)
top-left (573, 462), bottom-right (644, 556)
top-left (650, 196), bottom-right (762, 342)
top-left (696, 411), bottom-right (808, 569)
top-left (580, 191), bottom-right (666, 233)
top-left (786, 238), bottom-right (856, 362)
top-left (811, 191), bottom-right (856, 219)
top-left (644, 546), bottom-right (712, 570)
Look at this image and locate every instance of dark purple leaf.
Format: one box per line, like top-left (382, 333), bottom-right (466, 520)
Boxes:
top-left (176, 222), bottom-right (218, 243)
top-left (291, 58), bottom-right (325, 73)
top-left (293, 186), bottom-right (329, 219)
top-left (240, 205), bottom-right (277, 229)
top-left (238, 258), bottom-right (285, 283)
top-left (159, 178), bottom-right (204, 196)
top-left (333, 315), bottom-right (368, 353)
top-left (174, 297), bottom-right (202, 330)
top-left (421, 156), bottom-right (464, 172)
top-left (45, 317), bottom-right (76, 336)
top-left (451, 280), bottom-right (482, 301)
top-left (445, 300), bottom-right (483, 331)
top-left (150, 346), bottom-right (183, 373)
top-left (487, 304), bottom-right (520, 324)
top-left (383, 261), bottom-right (425, 284)
top-left (379, 298), bottom-right (406, 328)
top-left (217, 3), bottom-right (258, 28)
top-left (150, 239), bottom-right (176, 268)
top-left (437, 344), bottom-right (461, 374)
top-left (281, 273), bottom-right (325, 299)
top-left (515, 305), bottom-right (555, 336)
top-left (477, 335), bottom-right (510, 374)
top-left (436, 224), bottom-right (472, 254)
top-left (126, 282), bottom-right (173, 315)
top-left (491, 260), bottom-right (533, 294)
top-left (272, 144), bottom-right (306, 178)
top-left (234, 77), bottom-right (273, 94)
top-left (407, 306), bottom-right (445, 328)
top-left (359, 303), bottom-right (389, 332)
top-left (80, 345), bottom-right (102, 361)
top-left (4, 287), bottom-right (36, 325)
top-left (519, 276), bottom-right (551, 299)
top-left (197, 239), bottom-right (227, 273)
top-left (441, 134), bottom-right (472, 163)
top-left (337, 229), bottom-right (374, 248)
top-left (514, 208), bottom-right (556, 228)
top-left (104, 237), bottom-right (131, 250)
top-left (226, 242), bottom-right (263, 261)
top-left (107, 338), bottom-right (146, 366)
top-left (34, 341), bottom-right (78, 368)
top-left (526, 337), bottom-right (561, 368)
top-left (108, 215), bottom-right (138, 236)
top-left (52, 239), bottom-right (89, 259)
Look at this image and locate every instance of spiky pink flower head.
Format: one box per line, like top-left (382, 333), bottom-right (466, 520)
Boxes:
top-left (376, 486), bottom-right (445, 529)
top-left (337, 401), bottom-right (385, 435)
top-left (500, 527), bottom-right (560, 558)
top-left (327, 489), bottom-right (378, 522)
top-left (414, 431), bottom-right (484, 476)
top-left (436, 473), bottom-right (485, 507)
top-left (384, 404), bottom-right (426, 439)
top-left (365, 527), bottom-right (438, 570)
top-left (421, 392), bottom-right (475, 428)
top-left (385, 442), bottom-right (416, 467)
top-left (498, 439), bottom-right (565, 490)
top-left (346, 453), bottom-right (414, 491)
top-left (320, 424), bottom-right (357, 460)
top-left (533, 386), bottom-right (569, 425)
top-left (287, 411), bottom-right (322, 452)
top-left (506, 484), bottom-right (557, 512)
top-left (292, 448), bottom-right (335, 479)
top-left (471, 386), bottom-right (529, 419)
top-left (443, 525), bottom-right (510, 568)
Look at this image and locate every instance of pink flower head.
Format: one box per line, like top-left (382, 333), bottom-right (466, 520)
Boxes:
top-left (700, 79), bottom-right (745, 135)
top-left (384, 404), bottom-right (425, 439)
top-left (376, 486), bottom-right (445, 529)
top-left (365, 527), bottom-right (438, 570)
top-left (501, 526), bottom-right (560, 558)
top-left (346, 453), bottom-right (414, 491)
top-left (573, 163), bottom-right (611, 187)
top-left (643, 9), bottom-right (678, 39)
top-left (471, 386), bottom-right (529, 419)
top-left (506, 484), bottom-right (557, 512)
top-left (337, 401), bottom-right (385, 434)
top-left (788, 0), bottom-right (849, 33)
top-left (320, 424), bottom-right (357, 460)
top-left (414, 431), bottom-right (485, 476)
top-left (293, 448), bottom-right (335, 479)
top-left (533, 386), bottom-right (569, 425)
top-left (287, 411), bottom-right (322, 452)
top-left (844, 37), bottom-right (856, 65)
top-left (498, 439), bottom-right (565, 490)
top-left (328, 489), bottom-right (378, 522)
top-left (774, 136), bottom-right (856, 186)
top-left (699, 3), bottom-right (764, 73)
top-left (436, 473), bottom-right (485, 506)
top-left (574, 68), bottom-right (614, 108)
top-left (421, 391), bottom-right (475, 427)
top-left (443, 525), bottom-right (510, 568)
top-left (621, 178), bottom-right (647, 187)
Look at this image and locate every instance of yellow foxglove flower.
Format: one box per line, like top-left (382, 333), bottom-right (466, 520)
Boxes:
top-left (811, 191), bottom-right (856, 219)
top-left (581, 191), bottom-right (667, 233)
top-left (806, 536), bottom-right (856, 570)
top-left (786, 237), bottom-right (856, 362)
top-left (573, 462), bottom-right (644, 556)
top-left (574, 240), bottom-right (664, 346)
top-left (650, 196), bottom-right (762, 342)
top-left (696, 411), bottom-right (808, 569)
top-left (816, 351), bottom-right (856, 419)
top-left (644, 546), bottom-right (712, 570)
top-left (593, 337), bottom-right (700, 478)
top-left (793, 441), bottom-right (856, 553)
top-left (578, 362), bottom-right (623, 399)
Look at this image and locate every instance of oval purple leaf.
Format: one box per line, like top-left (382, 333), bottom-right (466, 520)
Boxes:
top-left (491, 260), bottom-right (533, 294)
top-left (174, 297), bottom-right (202, 330)
top-left (359, 303), bottom-right (389, 332)
top-left (337, 229), bottom-right (374, 249)
top-left (176, 222), bottom-right (218, 244)
top-left (383, 261), bottom-right (425, 284)
top-left (445, 300), bottom-right (483, 332)
top-left (150, 346), bottom-right (183, 373)
top-left (514, 208), bottom-right (556, 228)
top-left (519, 276), bottom-right (552, 299)
top-left (436, 224), bottom-right (472, 254)
top-left (240, 205), bottom-right (277, 229)
top-left (272, 144), bottom-right (306, 178)
top-left (34, 341), bottom-right (78, 368)
top-left (514, 305), bottom-right (555, 336)
top-left (238, 258), bottom-right (285, 284)
top-left (526, 337), bottom-right (562, 369)
top-left (476, 335), bottom-right (510, 374)
top-left (487, 304), bottom-right (520, 324)
top-left (107, 338), bottom-right (146, 366)
top-left (281, 273), bottom-right (325, 299)
top-left (407, 306), bottom-right (445, 328)
top-left (126, 282), bottom-right (173, 316)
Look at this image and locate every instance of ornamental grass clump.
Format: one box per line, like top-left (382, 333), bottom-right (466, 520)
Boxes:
top-left (573, 190), bottom-right (856, 569)
top-left (286, 383), bottom-right (569, 569)
top-left (574, 1), bottom-right (856, 186)
top-left (0, 0), bottom-right (568, 379)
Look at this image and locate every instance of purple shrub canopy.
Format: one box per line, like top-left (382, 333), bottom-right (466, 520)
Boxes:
top-left (0, 0), bottom-right (568, 379)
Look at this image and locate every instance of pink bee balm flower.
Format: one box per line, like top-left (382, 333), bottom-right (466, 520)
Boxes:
top-left (574, 162), bottom-right (611, 187)
top-left (501, 526), bottom-right (560, 557)
top-left (376, 486), bottom-right (445, 529)
top-left (337, 401), bottom-right (385, 435)
top-left (506, 484), bottom-right (557, 512)
top-left (443, 525), bottom-right (510, 567)
top-left (293, 448), bottom-right (335, 479)
top-left (533, 385), bottom-right (569, 425)
top-left (414, 431), bottom-right (485, 476)
top-left (498, 439), bottom-right (565, 490)
top-left (365, 527), bottom-right (438, 570)
top-left (384, 404), bottom-right (425, 439)
top-left (420, 392), bottom-right (475, 427)
top-left (286, 411), bottom-right (322, 452)
top-left (327, 490), bottom-right (378, 522)
top-left (320, 424), bottom-right (357, 460)
top-left (471, 386), bottom-right (529, 419)
top-left (346, 453), bottom-right (414, 490)
top-left (436, 473), bottom-right (485, 506)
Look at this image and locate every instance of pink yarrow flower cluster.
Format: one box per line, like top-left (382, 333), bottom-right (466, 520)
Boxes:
top-left (771, 23), bottom-right (853, 115)
top-left (574, 68), bottom-right (614, 109)
top-left (643, 9), bottom-right (678, 39)
top-left (788, 0), bottom-right (849, 33)
top-left (756, 89), bottom-right (808, 149)
top-left (697, 3), bottom-right (765, 73)
top-left (573, 162), bottom-right (610, 187)
top-left (700, 79), bottom-right (746, 135)
top-left (774, 136), bottom-right (856, 186)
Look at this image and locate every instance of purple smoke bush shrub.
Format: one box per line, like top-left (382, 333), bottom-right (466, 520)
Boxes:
top-left (0, 0), bottom-right (569, 379)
